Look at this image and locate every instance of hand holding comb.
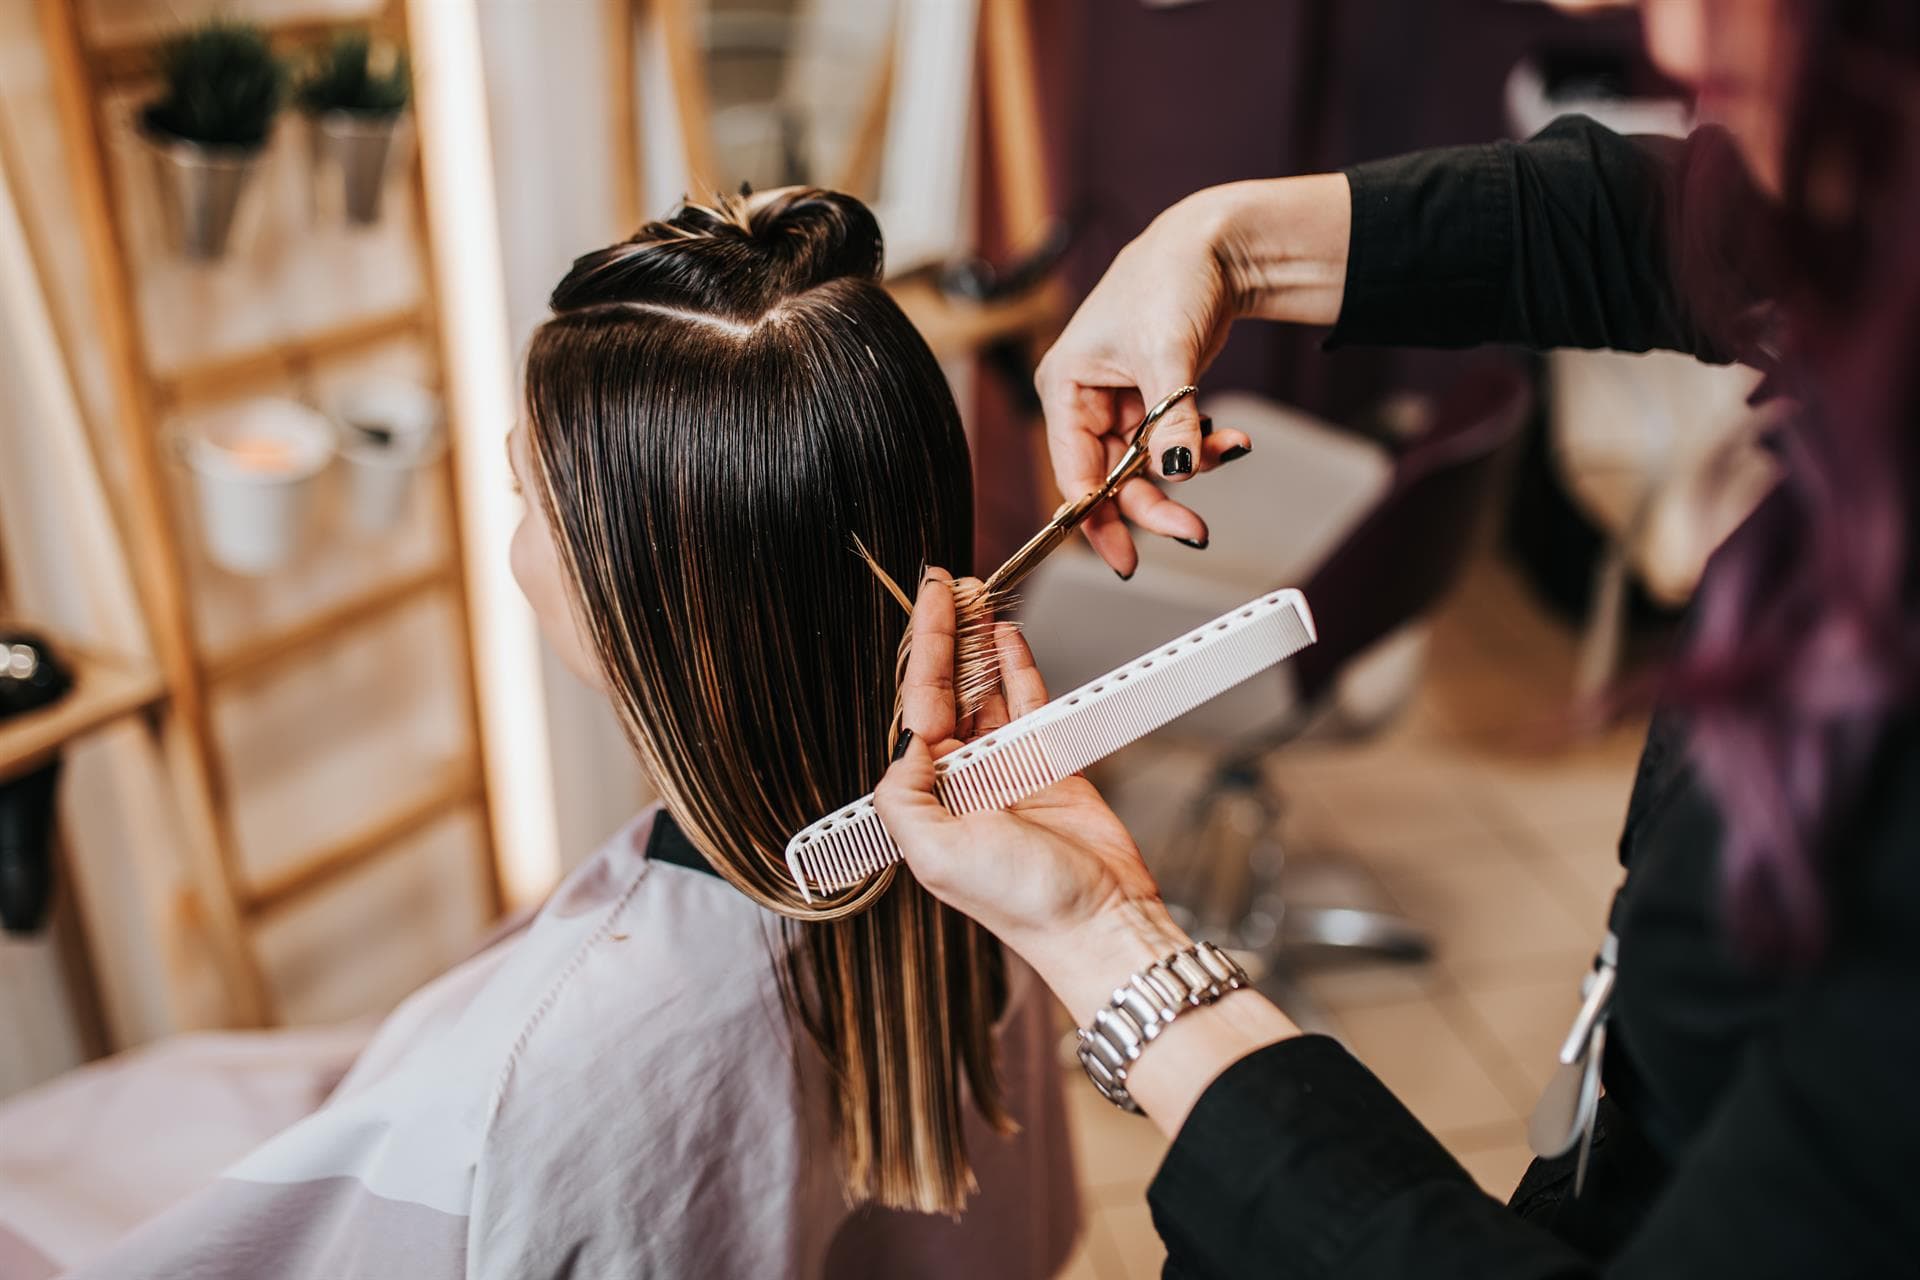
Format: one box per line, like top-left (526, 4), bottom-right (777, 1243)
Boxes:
top-left (790, 588), bottom-right (1317, 901)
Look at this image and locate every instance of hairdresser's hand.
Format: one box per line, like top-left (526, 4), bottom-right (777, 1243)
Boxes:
top-left (1037, 174), bottom-right (1352, 576)
top-left (882, 572), bottom-right (1303, 1133)
top-left (877, 571), bottom-right (1189, 1012)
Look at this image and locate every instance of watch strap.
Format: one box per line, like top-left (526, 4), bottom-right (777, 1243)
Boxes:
top-left (1075, 940), bottom-right (1249, 1113)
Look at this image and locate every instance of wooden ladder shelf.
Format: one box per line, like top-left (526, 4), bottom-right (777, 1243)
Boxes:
top-left (26, 0), bottom-right (502, 1028)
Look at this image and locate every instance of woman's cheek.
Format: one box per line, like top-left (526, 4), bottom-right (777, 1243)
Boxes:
top-left (509, 514), bottom-right (604, 689)
top-left (508, 515), bottom-right (538, 604)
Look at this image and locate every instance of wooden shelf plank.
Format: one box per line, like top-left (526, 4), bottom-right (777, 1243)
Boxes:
top-left (888, 277), bottom-right (1064, 361)
top-left (242, 764), bottom-right (480, 918)
top-left (90, 12), bottom-right (410, 90)
top-left (204, 562), bottom-right (456, 687)
top-left (0, 651), bottom-right (164, 782)
top-left (155, 307), bottom-right (429, 408)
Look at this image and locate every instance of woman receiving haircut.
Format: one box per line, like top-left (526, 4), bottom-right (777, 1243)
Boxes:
top-left (30, 189), bottom-right (1077, 1280)
top-left (512, 185), bottom-right (1079, 1236)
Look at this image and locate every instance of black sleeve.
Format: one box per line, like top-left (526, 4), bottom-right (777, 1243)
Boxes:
top-left (1147, 1036), bottom-right (1589, 1280)
top-left (1145, 736), bottom-right (1920, 1279)
top-left (1327, 115), bottom-right (1760, 361)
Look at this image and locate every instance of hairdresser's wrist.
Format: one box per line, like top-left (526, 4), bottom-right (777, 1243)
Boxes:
top-left (1180, 173), bottom-right (1351, 329)
top-left (1029, 896), bottom-right (1303, 1137)
top-left (1020, 897), bottom-right (1195, 1030)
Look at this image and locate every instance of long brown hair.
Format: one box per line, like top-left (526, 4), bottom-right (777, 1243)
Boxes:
top-left (523, 187), bottom-right (1010, 1212)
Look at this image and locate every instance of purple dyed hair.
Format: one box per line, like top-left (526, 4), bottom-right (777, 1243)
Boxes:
top-left (1673, 0), bottom-right (1920, 962)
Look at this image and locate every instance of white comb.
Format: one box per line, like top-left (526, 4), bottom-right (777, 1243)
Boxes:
top-left (784, 588), bottom-right (1316, 901)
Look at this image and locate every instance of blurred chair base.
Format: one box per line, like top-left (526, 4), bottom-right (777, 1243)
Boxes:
top-left (1026, 373), bottom-right (1531, 1032)
top-left (1161, 741), bottom-right (1433, 1038)
top-left (1283, 905), bottom-right (1431, 958)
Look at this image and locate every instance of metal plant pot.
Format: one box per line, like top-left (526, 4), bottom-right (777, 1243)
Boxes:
top-left (311, 110), bottom-right (403, 225)
top-left (142, 127), bottom-right (263, 261)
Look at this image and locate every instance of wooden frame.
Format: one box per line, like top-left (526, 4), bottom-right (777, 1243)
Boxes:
top-left (0, 104), bottom-right (156, 1057)
top-left (27, 0), bottom-right (502, 1029)
top-left (602, 0), bottom-right (1063, 359)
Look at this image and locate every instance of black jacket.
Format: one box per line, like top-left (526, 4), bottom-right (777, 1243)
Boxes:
top-left (1146, 118), bottom-right (1920, 1278)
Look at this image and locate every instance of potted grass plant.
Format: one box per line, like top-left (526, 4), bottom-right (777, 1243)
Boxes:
top-left (298, 33), bottom-right (411, 225)
top-left (140, 19), bottom-right (286, 260)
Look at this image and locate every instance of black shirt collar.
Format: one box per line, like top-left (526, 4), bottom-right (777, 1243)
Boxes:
top-left (644, 808), bottom-right (720, 879)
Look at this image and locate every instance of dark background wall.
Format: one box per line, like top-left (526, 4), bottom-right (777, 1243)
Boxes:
top-left (1043, 0), bottom-right (1654, 422)
top-left (971, 0), bottom-right (1670, 574)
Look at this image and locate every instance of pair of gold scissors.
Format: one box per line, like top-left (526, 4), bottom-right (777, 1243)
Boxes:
top-left (982, 385), bottom-right (1198, 598)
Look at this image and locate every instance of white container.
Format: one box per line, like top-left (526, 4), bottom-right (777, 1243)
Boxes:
top-left (179, 399), bottom-right (335, 575)
top-left (330, 377), bottom-right (442, 533)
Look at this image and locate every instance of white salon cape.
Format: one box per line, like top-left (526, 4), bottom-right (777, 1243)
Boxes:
top-left (0, 806), bottom-right (1080, 1279)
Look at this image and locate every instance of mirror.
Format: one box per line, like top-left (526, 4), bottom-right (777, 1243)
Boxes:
top-left (698, 0), bottom-right (900, 197)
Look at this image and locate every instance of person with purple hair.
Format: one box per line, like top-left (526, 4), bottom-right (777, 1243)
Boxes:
top-left (872, 0), bottom-right (1920, 1274)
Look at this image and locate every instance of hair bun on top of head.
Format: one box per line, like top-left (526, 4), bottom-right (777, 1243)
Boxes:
top-left (549, 186), bottom-right (885, 319)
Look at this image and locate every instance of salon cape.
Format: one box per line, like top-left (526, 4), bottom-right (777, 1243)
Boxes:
top-left (2, 807), bottom-right (1078, 1279)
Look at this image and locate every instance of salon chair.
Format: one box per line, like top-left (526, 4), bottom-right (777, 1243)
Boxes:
top-left (1023, 364), bottom-right (1530, 998)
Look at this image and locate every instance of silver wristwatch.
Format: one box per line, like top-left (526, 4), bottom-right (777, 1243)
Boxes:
top-left (1075, 940), bottom-right (1250, 1113)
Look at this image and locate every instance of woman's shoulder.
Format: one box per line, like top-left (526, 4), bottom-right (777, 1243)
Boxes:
top-left (505, 804), bottom-right (786, 1066)
top-left (468, 808), bottom-right (843, 1276)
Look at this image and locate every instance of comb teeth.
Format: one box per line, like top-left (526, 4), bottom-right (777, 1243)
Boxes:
top-left (784, 589), bottom-right (1316, 902)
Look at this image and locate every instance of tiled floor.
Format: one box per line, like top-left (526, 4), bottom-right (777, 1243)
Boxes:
top-left (1054, 556), bottom-right (1648, 1280)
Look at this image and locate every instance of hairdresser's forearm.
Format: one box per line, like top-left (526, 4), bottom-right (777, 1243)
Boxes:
top-left (1172, 173), bottom-right (1353, 330)
top-left (1021, 902), bottom-right (1302, 1138)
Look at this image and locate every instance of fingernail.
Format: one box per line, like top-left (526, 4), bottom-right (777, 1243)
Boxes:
top-left (1177, 536), bottom-right (1209, 550)
top-left (1199, 415), bottom-right (1214, 439)
top-left (1219, 444), bottom-right (1251, 463)
top-left (1113, 566), bottom-right (1133, 582)
top-left (891, 729), bottom-right (915, 761)
top-left (1161, 446), bottom-right (1193, 477)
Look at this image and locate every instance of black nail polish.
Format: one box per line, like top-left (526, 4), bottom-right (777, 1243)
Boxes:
top-left (1199, 415), bottom-right (1214, 439)
top-left (1114, 566), bottom-right (1133, 582)
top-left (891, 729), bottom-right (915, 761)
top-left (1161, 446), bottom-right (1194, 477)
top-left (1177, 536), bottom-right (1209, 550)
top-left (1219, 444), bottom-right (1251, 463)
